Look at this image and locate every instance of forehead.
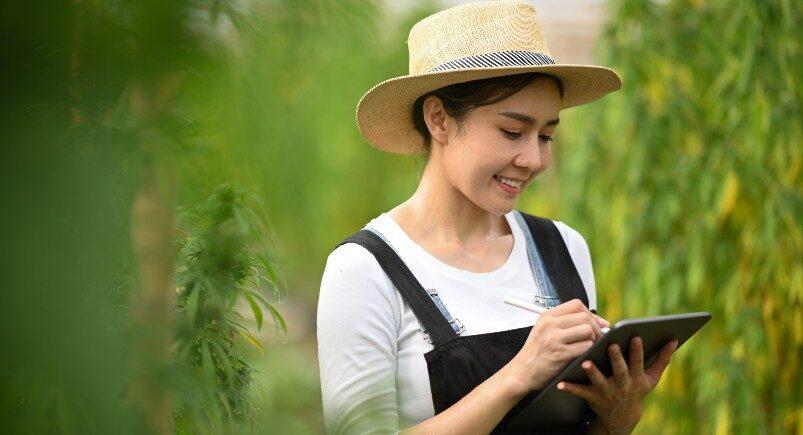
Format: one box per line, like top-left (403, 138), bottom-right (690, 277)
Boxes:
top-left (474, 78), bottom-right (561, 120)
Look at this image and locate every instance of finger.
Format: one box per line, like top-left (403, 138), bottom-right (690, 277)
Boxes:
top-left (608, 343), bottom-right (629, 380)
top-left (557, 381), bottom-right (596, 403)
top-left (581, 359), bottom-right (611, 393)
top-left (645, 340), bottom-right (678, 382)
top-left (586, 314), bottom-right (603, 340)
top-left (560, 323), bottom-right (596, 344)
top-left (552, 313), bottom-right (603, 342)
top-left (550, 298), bottom-right (588, 315)
top-left (560, 340), bottom-right (595, 361)
top-left (594, 314), bottom-right (610, 328)
top-left (555, 303), bottom-right (604, 341)
top-left (629, 336), bottom-right (644, 375)
top-left (555, 312), bottom-right (601, 329)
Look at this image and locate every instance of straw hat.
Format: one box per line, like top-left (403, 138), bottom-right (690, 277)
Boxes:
top-left (355, 0), bottom-right (622, 155)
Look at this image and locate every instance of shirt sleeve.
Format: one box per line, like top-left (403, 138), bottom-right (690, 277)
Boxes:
top-left (316, 242), bottom-right (402, 434)
top-left (553, 221), bottom-right (598, 312)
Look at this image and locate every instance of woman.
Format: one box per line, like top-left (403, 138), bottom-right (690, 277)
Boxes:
top-left (317, 1), bottom-right (678, 434)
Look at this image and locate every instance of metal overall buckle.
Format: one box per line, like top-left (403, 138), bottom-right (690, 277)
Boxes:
top-left (421, 288), bottom-right (465, 344)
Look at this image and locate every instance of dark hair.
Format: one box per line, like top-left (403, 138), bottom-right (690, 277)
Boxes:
top-left (411, 72), bottom-right (564, 156)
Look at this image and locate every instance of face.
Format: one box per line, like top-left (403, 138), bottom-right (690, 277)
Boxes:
top-left (425, 76), bottom-right (561, 215)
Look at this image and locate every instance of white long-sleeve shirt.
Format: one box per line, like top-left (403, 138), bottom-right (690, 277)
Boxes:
top-left (316, 210), bottom-right (597, 434)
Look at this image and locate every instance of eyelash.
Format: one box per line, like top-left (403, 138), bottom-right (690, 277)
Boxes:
top-left (500, 129), bottom-right (553, 143)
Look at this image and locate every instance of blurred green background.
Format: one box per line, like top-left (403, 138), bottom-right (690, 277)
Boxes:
top-left (1, 0), bottom-right (800, 433)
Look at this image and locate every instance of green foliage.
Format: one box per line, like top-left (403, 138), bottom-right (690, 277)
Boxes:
top-left (554, 0), bottom-right (802, 433)
top-left (0, 142), bottom-right (143, 434)
top-left (191, 0), bottom-right (441, 291)
top-left (2, 0), bottom-right (292, 432)
top-left (172, 184), bottom-right (286, 433)
top-left (0, 5), bottom-right (147, 430)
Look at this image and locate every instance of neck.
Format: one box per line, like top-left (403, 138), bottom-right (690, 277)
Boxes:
top-left (401, 156), bottom-right (510, 247)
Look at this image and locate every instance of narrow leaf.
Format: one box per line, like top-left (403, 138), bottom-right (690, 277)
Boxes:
top-left (243, 290), bottom-right (264, 331)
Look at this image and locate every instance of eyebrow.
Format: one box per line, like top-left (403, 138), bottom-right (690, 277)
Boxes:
top-left (497, 111), bottom-right (560, 127)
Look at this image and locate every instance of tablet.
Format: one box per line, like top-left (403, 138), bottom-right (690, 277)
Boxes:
top-left (504, 311), bottom-right (712, 431)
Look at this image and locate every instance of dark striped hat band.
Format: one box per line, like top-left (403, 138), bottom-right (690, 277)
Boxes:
top-left (430, 50), bottom-right (556, 72)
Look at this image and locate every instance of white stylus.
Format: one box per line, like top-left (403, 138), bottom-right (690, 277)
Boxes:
top-left (503, 296), bottom-right (611, 334)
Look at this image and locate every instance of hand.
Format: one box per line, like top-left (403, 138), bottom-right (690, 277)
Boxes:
top-left (556, 336), bottom-right (679, 433)
top-left (504, 299), bottom-right (610, 396)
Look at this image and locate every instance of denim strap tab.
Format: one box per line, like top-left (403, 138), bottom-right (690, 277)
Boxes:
top-left (513, 211), bottom-right (562, 308)
top-left (513, 211), bottom-right (593, 312)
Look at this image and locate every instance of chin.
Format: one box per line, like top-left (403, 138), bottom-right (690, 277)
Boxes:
top-left (484, 201), bottom-right (516, 216)
top-left (498, 204), bottom-right (516, 215)
top-left (466, 189), bottom-right (517, 215)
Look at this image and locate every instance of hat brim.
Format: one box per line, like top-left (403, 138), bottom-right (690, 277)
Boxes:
top-left (356, 64), bottom-right (622, 154)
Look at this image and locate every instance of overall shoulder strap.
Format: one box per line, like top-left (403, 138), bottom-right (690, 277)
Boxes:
top-left (516, 212), bottom-right (593, 313)
top-left (335, 229), bottom-right (458, 345)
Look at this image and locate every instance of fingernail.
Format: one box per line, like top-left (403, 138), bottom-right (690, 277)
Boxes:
top-left (582, 361), bottom-right (591, 369)
top-left (557, 382), bottom-right (565, 389)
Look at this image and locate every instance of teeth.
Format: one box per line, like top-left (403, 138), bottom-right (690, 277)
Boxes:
top-left (496, 176), bottom-right (522, 188)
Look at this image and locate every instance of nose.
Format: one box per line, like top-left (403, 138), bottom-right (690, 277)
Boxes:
top-left (513, 137), bottom-right (543, 173)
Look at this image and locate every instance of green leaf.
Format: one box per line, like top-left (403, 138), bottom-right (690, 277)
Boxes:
top-left (243, 290), bottom-right (263, 331)
top-left (200, 339), bottom-right (215, 380)
top-left (262, 300), bottom-right (287, 334)
top-left (187, 285), bottom-right (201, 327)
top-left (243, 287), bottom-right (269, 305)
top-left (237, 330), bottom-right (264, 355)
top-left (209, 339), bottom-right (235, 389)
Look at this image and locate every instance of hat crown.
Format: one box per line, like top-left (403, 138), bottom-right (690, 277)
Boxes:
top-left (407, 0), bottom-right (552, 75)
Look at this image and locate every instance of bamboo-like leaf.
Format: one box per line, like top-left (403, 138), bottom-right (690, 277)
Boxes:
top-left (209, 339), bottom-right (235, 389)
top-left (230, 320), bottom-right (249, 332)
top-left (243, 290), bottom-right (263, 331)
top-left (200, 339), bottom-right (214, 379)
top-left (262, 300), bottom-right (287, 334)
top-left (188, 285), bottom-right (201, 327)
top-left (237, 330), bottom-right (264, 355)
top-left (217, 390), bottom-right (235, 422)
top-left (243, 287), bottom-right (269, 306)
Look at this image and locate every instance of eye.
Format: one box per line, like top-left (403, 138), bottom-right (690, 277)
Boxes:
top-left (500, 129), bottom-right (554, 143)
top-left (500, 129), bottom-right (521, 139)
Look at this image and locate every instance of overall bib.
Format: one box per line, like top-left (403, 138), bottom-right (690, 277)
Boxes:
top-left (336, 211), bottom-right (597, 433)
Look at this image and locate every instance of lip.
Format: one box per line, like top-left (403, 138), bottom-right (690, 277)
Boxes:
top-left (494, 175), bottom-right (522, 195)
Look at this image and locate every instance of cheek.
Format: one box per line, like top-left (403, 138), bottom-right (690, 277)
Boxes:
top-left (447, 133), bottom-right (513, 193)
top-left (446, 138), bottom-right (494, 176)
top-left (446, 157), bottom-right (495, 196)
top-left (468, 163), bottom-right (507, 197)
top-left (538, 145), bottom-right (553, 172)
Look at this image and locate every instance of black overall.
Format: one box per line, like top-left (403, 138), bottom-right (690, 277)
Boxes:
top-left (335, 212), bottom-right (597, 434)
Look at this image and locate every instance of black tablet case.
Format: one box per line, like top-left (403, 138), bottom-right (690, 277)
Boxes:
top-left (505, 311), bottom-right (712, 430)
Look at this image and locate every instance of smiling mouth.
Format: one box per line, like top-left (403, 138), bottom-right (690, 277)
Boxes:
top-left (493, 175), bottom-right (524, 194)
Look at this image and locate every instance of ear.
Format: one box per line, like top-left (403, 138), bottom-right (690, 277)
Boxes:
top-left (422, 95), bottom-right (449, 145)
